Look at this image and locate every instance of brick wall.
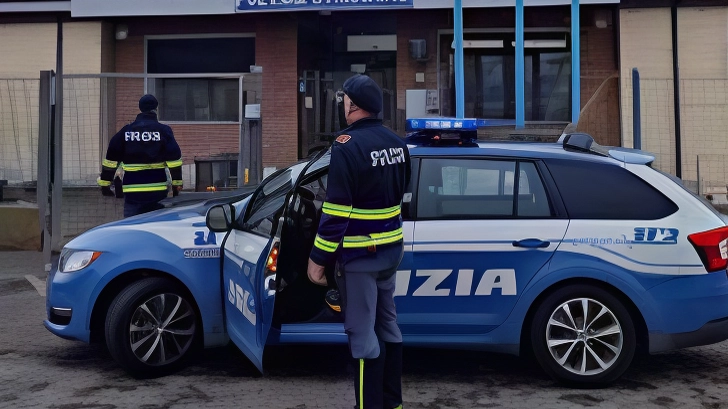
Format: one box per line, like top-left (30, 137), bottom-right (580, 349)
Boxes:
top-left (256, 15), bottom-right (299, 171)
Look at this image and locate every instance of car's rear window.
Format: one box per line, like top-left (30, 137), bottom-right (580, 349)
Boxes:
top-left (545, 159), bottom-right (678, 220)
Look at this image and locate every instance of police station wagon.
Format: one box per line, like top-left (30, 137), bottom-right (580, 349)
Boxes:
top-left (45, 119), bottom-right (728, 386)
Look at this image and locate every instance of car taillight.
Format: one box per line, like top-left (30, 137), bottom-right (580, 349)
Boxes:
top-left (265, 242), bottom-right (280, 276)
top-left (687, 226), bottom-right (728, 272)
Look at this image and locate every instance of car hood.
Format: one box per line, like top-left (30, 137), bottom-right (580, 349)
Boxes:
top-left (64, 187), bottom-right (256, 250)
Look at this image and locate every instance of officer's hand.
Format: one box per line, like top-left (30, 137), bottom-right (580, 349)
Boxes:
top-left (307, 259), bottom-right (328, 286)
top-left (172, 185), bottom-right (182, 197)
top-left (101, 186), bottom-right (114, 197)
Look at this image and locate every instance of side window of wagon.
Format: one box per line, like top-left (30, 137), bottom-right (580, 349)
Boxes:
top-left (544, 159), bottom-right (678, 219)
top-left (417, 158), bottom-right (552, 219)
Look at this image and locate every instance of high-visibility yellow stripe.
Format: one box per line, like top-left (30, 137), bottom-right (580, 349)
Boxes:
top-left (350, 205), bottom-right (400, 220)
top-left (359, 359), bottom-right (364, 409)
top-left (121, 163), bottom-right (166, 171)
top-left (122, 182), bottom-right (168, 192)
top-left (102, 159), bottom-right (118, 168)
top-left (322, 202), bottom-right (352, 218)
top-left (171, 180), bottom-right (183, 186)
top-left (314, 235), bottom-right (339, 253)
top-left (342, 228), bottom-right (403, 248)
top-left (323, 203), bottom-right (401, 220)
top-left (166, 159), bottom-right (183, 168)
top-left (97, 179), bottom-right (111, 187)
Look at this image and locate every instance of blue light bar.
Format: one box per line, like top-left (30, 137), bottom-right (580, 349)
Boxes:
top-left (406, 118), bottom-right (480, 132)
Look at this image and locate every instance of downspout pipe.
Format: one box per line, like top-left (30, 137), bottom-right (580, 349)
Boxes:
top-left (671, 3), bottom-right (682, 178)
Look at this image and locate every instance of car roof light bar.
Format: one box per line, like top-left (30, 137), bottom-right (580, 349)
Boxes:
top-left (405, 117), bottom-right (479, 132)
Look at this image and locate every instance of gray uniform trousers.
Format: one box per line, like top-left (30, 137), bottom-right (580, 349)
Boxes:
top-left (335, 243), bottom-right (404, 409)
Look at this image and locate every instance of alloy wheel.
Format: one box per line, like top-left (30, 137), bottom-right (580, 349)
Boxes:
top-left (545, 297), bottom-right (623, 376)
top-left (128, 293), bottom-right (196, 366)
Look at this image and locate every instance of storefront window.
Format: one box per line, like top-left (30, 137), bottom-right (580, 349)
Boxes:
top-left (441, 32), bottom-right (571, 121)
top-left (146, 36), bottom-right (255, 122)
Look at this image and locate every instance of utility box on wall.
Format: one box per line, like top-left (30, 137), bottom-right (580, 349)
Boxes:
top-left (405, 89), bottom-right (439, 118)
top-left (347, 35), bottom-right (397, 52)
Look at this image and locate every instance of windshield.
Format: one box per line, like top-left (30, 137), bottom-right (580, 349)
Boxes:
top-left (242, 150), bottom-right (331, 236)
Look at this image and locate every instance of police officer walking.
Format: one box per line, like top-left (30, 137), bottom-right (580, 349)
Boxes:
top-left (98, 94), bottom-right (183, 217)
top-left (307, 74), bottom-right (410, 409)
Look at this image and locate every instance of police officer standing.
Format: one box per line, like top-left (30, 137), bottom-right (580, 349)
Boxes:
top-left (98, 94), bottom-right (183, 217)
top-left (307, 75), bottom-right (410, 409)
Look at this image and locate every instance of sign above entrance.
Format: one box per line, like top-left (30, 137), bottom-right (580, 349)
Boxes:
top-left (236, 0), bottom-right (413, 12)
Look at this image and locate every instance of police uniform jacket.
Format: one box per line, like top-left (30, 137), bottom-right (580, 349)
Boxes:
top-left (310, 117), bottom-right (410, 267)
top-left (98, 112), bottom-right (183, 201)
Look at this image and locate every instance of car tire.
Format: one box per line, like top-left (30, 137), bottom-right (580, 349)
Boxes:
top-left (530, 284), bottom-right (636, 387)
top-left (105, 277), bottom-right (200, 377)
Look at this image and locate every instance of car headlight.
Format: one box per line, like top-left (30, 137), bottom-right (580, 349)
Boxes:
top-left (59, 249), bottom-right (101, 273)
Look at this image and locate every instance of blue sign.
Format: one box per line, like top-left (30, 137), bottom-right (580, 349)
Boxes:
top-left (237, 0), bottom-right (413, 12)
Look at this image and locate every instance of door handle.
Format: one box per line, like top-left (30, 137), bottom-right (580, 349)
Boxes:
top-left (512, 238), bottom-right (550, 248)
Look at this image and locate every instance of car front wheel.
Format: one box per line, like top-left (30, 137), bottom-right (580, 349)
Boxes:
top-left (530, 284), bottom-right (636, 387)
top-left (105, 277), bottom-right (199, 377)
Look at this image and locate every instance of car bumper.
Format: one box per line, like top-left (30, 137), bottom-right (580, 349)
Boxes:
top-left (645, 271), bottom-right (728, 353)
top-left (44, 265), bottom-right (98, 343)
top-left (650, 316), bottom-right (728, 353)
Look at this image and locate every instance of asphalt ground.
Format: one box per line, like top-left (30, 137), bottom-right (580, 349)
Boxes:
top-left (2, 250), bottom-right (728, 408)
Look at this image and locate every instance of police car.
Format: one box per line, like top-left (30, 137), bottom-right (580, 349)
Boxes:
top-left (45, 118), bottom-right (728, 386)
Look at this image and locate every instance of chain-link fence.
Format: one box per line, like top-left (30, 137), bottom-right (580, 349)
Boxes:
top-left (1, 72), bottom-right (258, 251)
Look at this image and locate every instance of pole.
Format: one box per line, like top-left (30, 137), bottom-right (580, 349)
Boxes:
top-left (515, 0), bottom-right (525, 129)
top-left (51, 17), bottom-right (63, 253)
top-left (571, 0), bottom-right (580, 125)
top-left (632, 68), bottom-right (641, 150)
top-left (454, 0), bottom-right (464, 119)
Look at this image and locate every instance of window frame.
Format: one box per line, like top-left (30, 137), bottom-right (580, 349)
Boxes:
top-left (144, 33), bottom-right (256, 124)
top-left (436, 27), bottom-right (572, 121)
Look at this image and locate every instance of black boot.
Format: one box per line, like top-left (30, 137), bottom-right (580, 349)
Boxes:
top-left (383, 342), bottom-right (403, 409)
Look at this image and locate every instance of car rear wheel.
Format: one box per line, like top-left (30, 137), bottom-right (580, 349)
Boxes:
top-left (105, 277), bottom-right (199, 377)
top-left (530, 284), bottom-right (636, 387)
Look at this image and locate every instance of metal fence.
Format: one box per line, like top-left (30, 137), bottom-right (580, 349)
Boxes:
top-left (0, 72), bottom-right (259, 252)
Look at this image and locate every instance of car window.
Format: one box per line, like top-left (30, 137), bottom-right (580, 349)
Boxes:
top-left (417, 158), bottom-right (552, 219)
top-left (242, 150), bottom-right (331, 236)
top-left (545, 159), bottom-right (678, 220)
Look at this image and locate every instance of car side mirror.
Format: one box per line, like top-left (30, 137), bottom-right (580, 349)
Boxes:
top-left (206, 204), bottom-right (234, 232)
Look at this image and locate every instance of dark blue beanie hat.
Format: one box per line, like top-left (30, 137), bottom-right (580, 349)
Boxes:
top-left (139, 94), bottom-right (159, 112)
top-left (343, 75), bottom-right (382, 115)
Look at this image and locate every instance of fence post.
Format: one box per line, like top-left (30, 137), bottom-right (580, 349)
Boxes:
top-left (632, 68), bottom-right (641, 150)
top-left (38, 71), bottom-right (53, 266)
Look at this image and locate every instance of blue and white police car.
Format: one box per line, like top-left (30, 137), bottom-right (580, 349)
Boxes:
top-left (45, 118), bottom-right (728, 386)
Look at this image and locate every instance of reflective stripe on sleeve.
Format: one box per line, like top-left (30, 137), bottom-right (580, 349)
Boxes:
top-left (122, 182), bottom-right (168, 192)
top-left (314, 235), bottom-right (339, 253)
top-left (97, 178), bottom-right (111, 187)
top-left (322, 202), bottom-right (353, 218)
top-left (102, 159), bottom-right (118, 168)
top-left (342, 227), bottom-right (403, 248)
top-left (166, 159), bottom-right (183, 168)
top-left (171, 180), bottom-right (183, 186)
top-left (121, 162), bottom-right (166, 171)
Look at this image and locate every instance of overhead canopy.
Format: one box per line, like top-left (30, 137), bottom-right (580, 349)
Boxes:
top-left (0, 0), bottom-right (618, 16)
